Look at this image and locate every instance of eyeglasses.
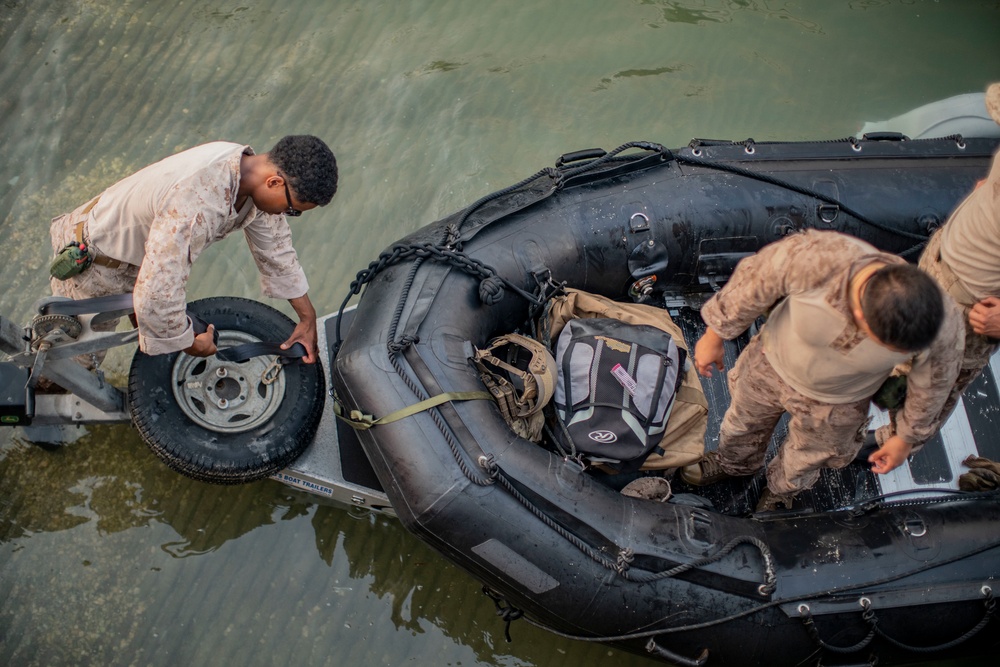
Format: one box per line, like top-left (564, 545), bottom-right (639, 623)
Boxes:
top-left (280, 174), bottom-right (302, 217)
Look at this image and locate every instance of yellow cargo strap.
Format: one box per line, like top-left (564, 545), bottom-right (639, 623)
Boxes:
top-left (334, 390), bottom-right (493, 430)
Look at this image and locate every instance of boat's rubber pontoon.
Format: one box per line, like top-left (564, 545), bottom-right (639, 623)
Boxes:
top-left (332, 136), bottom-right (1000, 666)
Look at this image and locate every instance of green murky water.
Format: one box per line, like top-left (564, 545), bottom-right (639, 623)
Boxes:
top-left (2, 2), bottom-right (999, 665)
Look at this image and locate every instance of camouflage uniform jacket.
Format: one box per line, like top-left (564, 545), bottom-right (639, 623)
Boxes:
top-left (62, 142), bottom-right (308, 355)
top-left (701, 229), bottom-right (963, 449)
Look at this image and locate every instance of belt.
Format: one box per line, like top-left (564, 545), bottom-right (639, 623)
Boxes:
top-left (73, 205), bottom-right (133, 270)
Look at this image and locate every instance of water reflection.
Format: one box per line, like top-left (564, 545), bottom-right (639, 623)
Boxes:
top-left (641, 0), bottom-right (729, 26)
top-left (319, 504), bottom-right (645, 666)
top-left (0, 427), bottom-right (653, 665)
top-left (0, 427), bottom-right (313, 557)
top-left (639, 0), bottom-right (823, 33)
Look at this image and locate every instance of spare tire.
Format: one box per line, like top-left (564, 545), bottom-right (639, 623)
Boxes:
top-left (128, 297), bottom-right (324, 484)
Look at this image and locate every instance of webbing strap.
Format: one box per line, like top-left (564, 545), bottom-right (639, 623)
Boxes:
top-left (39, 293), bottom-right (135, 317)
top-left (37, 294), bottom-right (301, 360)
top-left (215, 341), bottom-right (306, 363)
top-left (80, 196), bottom-right (101, 216)
top-left (476, 350), bottom-right (525, 379)
top-left (676, 384), bottom-right (708, 409)
top-left (473, 350), bottom-right (537, 413)
top-left (335, 391), bottom-right (493, 430)
top-left (71, 200), bottom-right (134, 270)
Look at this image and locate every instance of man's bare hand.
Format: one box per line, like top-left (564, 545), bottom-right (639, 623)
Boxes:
top-left (868, 434), bottom-right (913, 475)
top-left (283, 294), bottom-right (318, 363)
top-left (969, 296), bottom-right (1000, 337)
top-left (183, 324), bottom-right (217, 357)
top-left (281, 318), bottom-right (318, 364)
top-left (694, 328), bottom-right (726, 378)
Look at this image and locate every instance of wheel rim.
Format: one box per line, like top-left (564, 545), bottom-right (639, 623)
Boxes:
top-left (170, 330), bottom-right (287, 433)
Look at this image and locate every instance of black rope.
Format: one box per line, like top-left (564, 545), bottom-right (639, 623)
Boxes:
top-left (540, 421), bottom-right (574, 460)
top-left (481, 455), bottom-right (612, 562)
top-left (626, 534), bottom-right (777, 595)
top-left (674, 152), bottom-right (930, 246)
top-left (689, 134), bottom-right (967, 148)
top-left (482, 586), bottom-right (524, 642)
top-left (676, 135), bottom-right (979, 260)
top-left (382, 257), bottom-right (494, 488)
top-left (331, 241), bottom-right (543, 356)
top-left (861, 590), bottom-right (995, 653)
top-left (454, 167), bottom-right (563, 233)
top-left (645, 638), bottom-right (710, 667)
top-left (558, 140), bottom-right (670, 180)
top-left (384, 257), bottom-right (423, 358)
top-left (452, 140), bottom-right (671, 235)
top-left (846, 487), bottom-right (1000, 517)
top-left (551, 417), bottom-right (579, 459)
top-left (510, 534), bottom-right (1000, 646)
top-left (799, 604), bottom-right (877, 654)
top-left (481, 455), bottom-right (778, 594)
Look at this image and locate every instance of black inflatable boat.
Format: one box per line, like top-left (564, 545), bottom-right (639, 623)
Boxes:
top-left (332, 135), bottom-right (1000, 666)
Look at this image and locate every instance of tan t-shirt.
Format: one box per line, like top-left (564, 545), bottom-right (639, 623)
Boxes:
top-left (763, 286), bottom-right (914, 403)
top-left (939, 149), bottom-right (1000, 303)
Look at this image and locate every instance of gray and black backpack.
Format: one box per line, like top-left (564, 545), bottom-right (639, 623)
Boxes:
top-left (552, 318), bottom-right (685, 470)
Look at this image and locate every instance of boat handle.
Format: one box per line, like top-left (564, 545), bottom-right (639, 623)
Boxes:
top-left (555, 147), bottom-right (607, 166)
top-left (861, 131), bottom-right (910, 142)
top-left (645, 638), bottom-right (709, 667)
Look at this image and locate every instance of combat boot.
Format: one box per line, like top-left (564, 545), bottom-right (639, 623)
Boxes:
top-left (755, 488), bottom-right (797, 512)
top-left (680, 451), bottom-right (738, 486)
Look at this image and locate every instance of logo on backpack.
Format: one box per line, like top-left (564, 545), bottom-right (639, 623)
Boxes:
top-left (588, 430), bottom-right (618, 443)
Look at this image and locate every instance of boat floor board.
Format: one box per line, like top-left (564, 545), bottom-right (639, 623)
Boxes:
top-left (962, 363), bottom-right (1000, 460)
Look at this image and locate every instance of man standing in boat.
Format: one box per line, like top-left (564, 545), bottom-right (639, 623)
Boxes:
top-left (48, 135), bottom-right (338, 363)
top-left (888, 82), bottom-right (1000, 442)
top-left (687, 229), bottom-right (964, 511)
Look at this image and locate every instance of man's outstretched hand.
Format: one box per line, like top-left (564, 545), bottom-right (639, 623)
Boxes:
top-left (283, 294), bottom-right (318, 363)
top-left (969, 296), bottom-right (1000, 337)
top-left (184, 324), bottom-right (217, 357)
top-left (694, 328), bottom-right (726, 378)
top-left (868, 434), bottom-right (913, 475)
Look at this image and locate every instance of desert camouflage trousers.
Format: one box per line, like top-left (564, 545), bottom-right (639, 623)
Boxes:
top-left (716, 334), bottom-right (870, 495)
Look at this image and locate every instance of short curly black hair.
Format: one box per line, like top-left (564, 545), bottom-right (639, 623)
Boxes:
top-left (862, 264), bottom-right (944, 352)
top-left (268, 135), bottom-right (338, 206)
